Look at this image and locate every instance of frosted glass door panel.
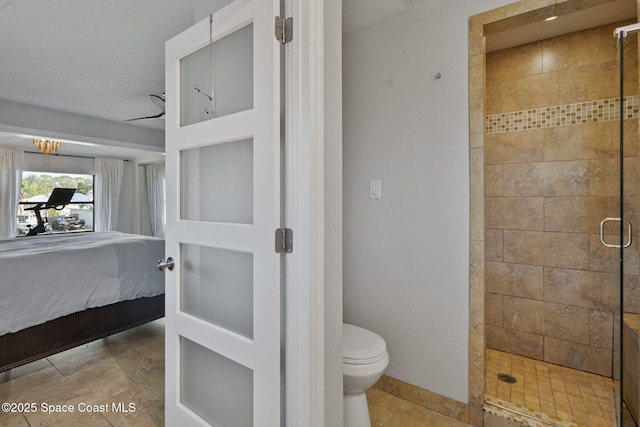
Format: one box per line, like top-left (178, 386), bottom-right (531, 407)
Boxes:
top-left (180, 23), bottom-right (253, 126)
top-left (180, 139), bottom-right (253, 224)
top-left (180, 337), bottom-right (253, 427)
top-left (180, 243), bottom-right (253, 338)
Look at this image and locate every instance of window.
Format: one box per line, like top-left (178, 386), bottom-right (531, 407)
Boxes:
top-left (16, 171), bottom-right (94, 236)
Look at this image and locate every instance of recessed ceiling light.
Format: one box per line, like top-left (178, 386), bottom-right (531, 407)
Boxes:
top-left (545, 16), bottom-right (558, 21)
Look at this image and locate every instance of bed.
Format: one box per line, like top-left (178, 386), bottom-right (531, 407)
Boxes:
top-left (0, 231), bottom-right (165, 372)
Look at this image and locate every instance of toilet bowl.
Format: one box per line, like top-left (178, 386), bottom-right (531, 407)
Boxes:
top-left (343, 323), bottom-right (389, 427)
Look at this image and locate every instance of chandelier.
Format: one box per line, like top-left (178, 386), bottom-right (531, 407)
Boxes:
top-left (33, 138), bottom-right (61, 155)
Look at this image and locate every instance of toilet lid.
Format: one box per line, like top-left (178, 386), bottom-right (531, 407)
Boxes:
top-left (343, 323), bottom-right (387, 364)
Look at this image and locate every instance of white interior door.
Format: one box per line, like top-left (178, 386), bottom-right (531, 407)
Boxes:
top-left (163, 0), bottom-right (282, 425)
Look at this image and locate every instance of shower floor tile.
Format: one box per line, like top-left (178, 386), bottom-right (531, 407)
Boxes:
top-left (485, 348), bottom-right (617, 427)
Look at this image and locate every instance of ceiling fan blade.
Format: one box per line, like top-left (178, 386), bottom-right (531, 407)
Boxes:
top-left (149, 94), bottom-right (165, 109)
top-left (125, 111), bottom-right (165, 121)
top-left (125, 92), bottom-right (165, 122)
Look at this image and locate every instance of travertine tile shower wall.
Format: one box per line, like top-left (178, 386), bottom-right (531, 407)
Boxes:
top-left (484, 20), bottom-right (640, 378)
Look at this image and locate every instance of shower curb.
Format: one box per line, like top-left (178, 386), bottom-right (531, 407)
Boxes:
top-left (484, 395), bottom-right (577, 427)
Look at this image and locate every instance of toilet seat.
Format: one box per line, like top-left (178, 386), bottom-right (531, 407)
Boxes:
top-left (343, 323), bottom-right (387, 365)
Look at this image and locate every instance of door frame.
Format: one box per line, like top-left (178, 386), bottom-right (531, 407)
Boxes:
top-left (469, 1), bottom-right (631, 425)
top-left (284, 0), bottom-right (342, 426)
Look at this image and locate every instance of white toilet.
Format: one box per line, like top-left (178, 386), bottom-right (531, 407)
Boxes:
top-left (343, 323), bottom-right (389, 427)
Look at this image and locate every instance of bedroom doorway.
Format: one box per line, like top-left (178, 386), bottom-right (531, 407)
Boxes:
top-left (162, 1), bottom-right (284, 425)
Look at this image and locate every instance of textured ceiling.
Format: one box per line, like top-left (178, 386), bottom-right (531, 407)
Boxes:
top-left (0, 0), bottom-right (415, 139)
top-left (0, 0), bottom-right (195, 131)
top-left (0, 0), bottom-right (635, 147)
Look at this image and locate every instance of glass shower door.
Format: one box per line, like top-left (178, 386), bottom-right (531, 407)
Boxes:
top-left (615, 22), bottom-right (640, 427)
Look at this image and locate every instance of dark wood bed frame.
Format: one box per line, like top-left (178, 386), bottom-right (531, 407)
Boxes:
top-left (0, 294), bottom-right (164, 372)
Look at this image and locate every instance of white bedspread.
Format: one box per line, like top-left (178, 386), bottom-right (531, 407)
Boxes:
top-left (0, 231), bottom-right (165, 335)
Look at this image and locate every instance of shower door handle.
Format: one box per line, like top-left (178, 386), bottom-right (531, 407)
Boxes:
top-left (599, 218), bottom-right (632, 248)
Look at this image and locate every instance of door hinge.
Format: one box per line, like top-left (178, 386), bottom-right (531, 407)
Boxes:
top-left (275, 228), bottom-right (293, 253)
top-left (275, 16), bottom-right (293, 44)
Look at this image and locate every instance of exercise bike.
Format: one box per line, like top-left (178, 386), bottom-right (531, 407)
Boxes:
top-left (25, 188), bottom-right (76, 236)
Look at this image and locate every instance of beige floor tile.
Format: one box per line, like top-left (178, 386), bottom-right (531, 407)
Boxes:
top-left (18, 364), bottom-right (135, 404)
top-left (46, 339), bottom-right (121, 377)
top-left (485, 348), bottom-right (618, 426)
top-left (0, 359), bottom-right (52, 385)
top-left (510, 391), bottom-right (525, 406)
top-left (0, 405), bottom-right (30, 427)
top-left (367, 388), bottom-right (399, 425)
top-left (1, 319), bottom-right (479, 427)
top-left (367, 388), bottom-right (472, 427)
top-left (101, 385), bottom-right (164, 427)
top-left (23, 407), bottom-right (113, 427)
top-left (0, 320), bottom-right (164, 427)
top-left (0, 366), bottom-right (63, 403)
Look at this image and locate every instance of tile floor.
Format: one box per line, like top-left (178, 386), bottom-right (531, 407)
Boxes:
top-left (367, 387), bottom-right (471, 427)
top-left (0, 319), bottom-right (470, 427)
top-left (0, 319), bottom-right (165, 427)
top-left (8, 321), bottom-right (626, 427)
top-left (485, 348), bottom-right (618, 427)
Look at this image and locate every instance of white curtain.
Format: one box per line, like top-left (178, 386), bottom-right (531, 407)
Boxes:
top-left (139, 162), bottom-right (165, 238)
top-left (95, 157), bottom-right (124, 232)
top-left (0, 149), bottom-right (24, 238)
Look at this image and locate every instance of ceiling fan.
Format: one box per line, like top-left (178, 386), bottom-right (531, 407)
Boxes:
top-left (125, 93), bottom-right (165, 121)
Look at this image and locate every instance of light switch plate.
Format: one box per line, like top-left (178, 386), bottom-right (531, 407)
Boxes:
top-left (369, 180), bottom-right (381, 199)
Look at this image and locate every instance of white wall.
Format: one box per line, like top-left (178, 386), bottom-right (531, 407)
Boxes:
top-left (193, 0), bottom-right (233, 22)
top-left (342, 0), bottom-right (511, 403)
top-left (0, 99), bottom-right (164, 152)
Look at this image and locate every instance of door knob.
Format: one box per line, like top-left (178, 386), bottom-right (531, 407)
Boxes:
top-left (157, 257), bottom-right (175, 271)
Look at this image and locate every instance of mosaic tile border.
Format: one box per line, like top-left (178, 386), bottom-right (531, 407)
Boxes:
top-left (486, 95), bottom-right (640, 134)
top-left (485, 395), bottom-right (578, 427)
